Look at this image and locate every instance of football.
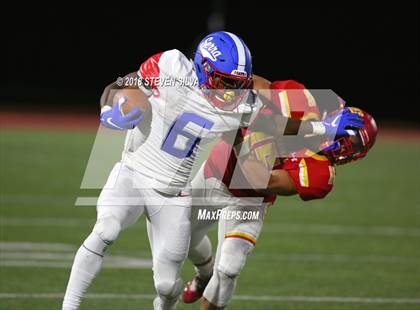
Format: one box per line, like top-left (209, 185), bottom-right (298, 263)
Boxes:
top-left (113, 88), bottom-right (151, 117)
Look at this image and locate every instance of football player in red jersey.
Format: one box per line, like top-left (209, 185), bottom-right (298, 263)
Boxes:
top-left (182, 81), bottom-right (378, 310)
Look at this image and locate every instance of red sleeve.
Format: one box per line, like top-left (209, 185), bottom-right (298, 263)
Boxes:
top-left (138, 52), bottom-right (164, 92)
top-left (270, 80), bottom-right (306, 109)
top-left (268, 80), bottom-right (320, 120)
top-left (258, 80), bottom-right (306, 115)
top-left (270, 80), bottom-right (306, 91)
top-left (282, 155), bottom-right (334, 201)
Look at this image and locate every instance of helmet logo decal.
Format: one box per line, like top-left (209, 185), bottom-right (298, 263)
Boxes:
top-left (199, 37), bottom-right (222, 61)
top-left (231, 69), bottom-right (247, 77)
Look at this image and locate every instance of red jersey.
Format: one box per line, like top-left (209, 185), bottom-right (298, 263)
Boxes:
top-left (204, 130), bottom-right (279, 203)
top-left (204, 136), bottom-right (335, 202)
top-left (281, 149), bottom-right (335, 201)
top-left (203, 80), bottom-right (334, 203)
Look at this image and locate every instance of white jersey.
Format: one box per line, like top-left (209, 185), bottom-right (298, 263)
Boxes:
top-left (123, 49), bottom-right (262, 195)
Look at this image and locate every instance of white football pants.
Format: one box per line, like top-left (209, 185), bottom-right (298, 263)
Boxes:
top-left (63, 162), bottom-right (191, 310)
top-left (189, 164), bottom-right (267, 307)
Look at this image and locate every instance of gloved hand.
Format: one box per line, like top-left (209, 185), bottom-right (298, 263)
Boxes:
top-left (100, 96), bottom-right (144, 130)
top-left (322, 108), bottom-right (364, 137)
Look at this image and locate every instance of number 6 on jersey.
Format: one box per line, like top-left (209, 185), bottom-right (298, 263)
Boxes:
top-left (161, 112), bottom-right (214, 158)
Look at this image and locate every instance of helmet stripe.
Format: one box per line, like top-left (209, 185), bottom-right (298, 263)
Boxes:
top-left (223, 31), bottom-right (246, 70)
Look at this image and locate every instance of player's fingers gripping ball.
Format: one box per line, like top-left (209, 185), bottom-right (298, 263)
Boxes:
top-left (113, 89), bottom-right (150, 118)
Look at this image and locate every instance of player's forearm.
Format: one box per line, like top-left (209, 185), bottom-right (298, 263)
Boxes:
top-left (99, 72), bottom-right (150, 130)
top-left (239, 156), bottom-right (272, 192)
top-left (274, 115), bottom-right (315, 136)
top-left (252, 79), bottom-right (332, 137)
top-left (252, 74), bottom-right (271, 90)
top-left (266, 169), bottom-right (297, 196)
top-left (100, 81), bottom-right (121, 108)
top-left (239, 156), bottom-right (297, 196)
top-left (252, 74), bottom-right (273, 104)
top-left (251, 113), bottom-right (322, 137)
top-left (99, 72), bottom-right (140, 108)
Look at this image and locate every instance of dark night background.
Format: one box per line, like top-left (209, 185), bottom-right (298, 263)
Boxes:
top-left (3, 3), bottom-right (419, 123)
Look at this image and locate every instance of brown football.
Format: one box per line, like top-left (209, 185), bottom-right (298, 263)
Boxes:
top-left (112, 88), bottom-right (151, 117)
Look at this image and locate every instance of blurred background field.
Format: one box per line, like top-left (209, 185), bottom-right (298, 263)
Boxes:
top-left (1, 3), bottom-right (419, 309)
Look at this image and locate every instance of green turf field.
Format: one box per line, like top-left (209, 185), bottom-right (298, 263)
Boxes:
top-left (1, 128), bottom-right (419, 310)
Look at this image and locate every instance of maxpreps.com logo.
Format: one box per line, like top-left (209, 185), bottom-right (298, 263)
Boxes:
top-left (200, 37), bottom-right (222, 61)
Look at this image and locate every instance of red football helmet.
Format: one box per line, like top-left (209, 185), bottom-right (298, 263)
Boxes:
top-left (320, 107), bottom-right (378, 165)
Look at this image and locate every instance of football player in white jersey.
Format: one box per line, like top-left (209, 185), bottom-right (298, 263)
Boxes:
top-left (62, 31), bottom-right (364, 310)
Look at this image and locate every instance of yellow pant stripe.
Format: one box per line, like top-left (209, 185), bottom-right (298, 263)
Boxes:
top-left (225, 232), bottom-right (256, 245)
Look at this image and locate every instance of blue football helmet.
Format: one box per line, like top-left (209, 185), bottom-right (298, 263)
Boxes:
top-left (194, 31), bottom-right (253, 110)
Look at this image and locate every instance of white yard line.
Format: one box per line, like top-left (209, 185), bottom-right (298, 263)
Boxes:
top-left (0, 242), bottom-right (417, 269)
top-left (0, 293), bottom-right (419, 304)
top-left (0, 242), bottom-right (75, 251)
top-left (0, 217), bottom-right (92, 227)
top-left (233, 295), bottom-right (420, 304)
top-left (1, 251), bottom-right (77, 260)
top-left (0, 258), bottom-right (152, 269)
top-left (0, 261), bottom-right (75, 268)
top-left (0, 242), bottom-right (152, 269)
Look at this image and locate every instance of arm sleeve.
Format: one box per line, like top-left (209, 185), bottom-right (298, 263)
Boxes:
top-left (282, 155), bottom-right (334, 201)
top-left (249, 79), bottom-right (320, 136)
top-left (137, 51), bottom-right (164, 96)
top-left (269, 80), bottom-right (321, 121)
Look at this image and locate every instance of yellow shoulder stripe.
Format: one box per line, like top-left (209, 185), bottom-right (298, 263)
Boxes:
top-left (299, 158), bottom-right (309, 187)
top-left (304, 150), bottom-right (328, 161)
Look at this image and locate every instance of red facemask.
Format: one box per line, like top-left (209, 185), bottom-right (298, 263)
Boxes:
top-left (200, 61), bottom-right (253, 111)
top-left (320, 108), bottom-right (377, 165)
